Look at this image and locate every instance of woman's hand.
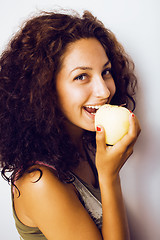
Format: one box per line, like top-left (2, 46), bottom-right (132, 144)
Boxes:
top-left (95, 113), bottom-right (141, 181)
top-left (95, 113), bottom-right (141, 240)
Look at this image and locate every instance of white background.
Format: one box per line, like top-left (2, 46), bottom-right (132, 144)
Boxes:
top-left (0, 0), bottom-right (160, 239)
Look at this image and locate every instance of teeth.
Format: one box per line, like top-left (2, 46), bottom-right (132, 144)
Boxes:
top-left (85, 105), bottom-right (101, 109)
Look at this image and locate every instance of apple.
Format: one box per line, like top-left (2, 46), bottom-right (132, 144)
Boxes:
top-left (95, 104), bottom-right (130, 145)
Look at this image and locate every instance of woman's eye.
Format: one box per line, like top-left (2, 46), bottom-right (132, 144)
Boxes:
top-left (102, 68), bottom-right (112, 78)
top-left (74, 74), bottom-right (87, 81)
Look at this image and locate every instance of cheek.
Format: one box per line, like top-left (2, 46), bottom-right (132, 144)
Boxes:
top-left (112, 83), bottom-right (116, 96)
top-left (108, 80), bottom-right (116, 98)
top-left (57, 85), bottom-right (86, 114)
top-left (56, 81), bottom-right (72, 104)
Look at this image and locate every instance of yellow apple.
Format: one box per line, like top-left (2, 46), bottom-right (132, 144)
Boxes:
top-left (95, 104), bottom-right (130, 145)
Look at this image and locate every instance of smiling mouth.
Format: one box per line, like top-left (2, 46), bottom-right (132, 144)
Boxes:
top-left (83, 105), bottom-right (101, 115)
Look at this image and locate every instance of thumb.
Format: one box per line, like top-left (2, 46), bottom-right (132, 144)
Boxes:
top-left (96, 125), bottom-right (106, 153)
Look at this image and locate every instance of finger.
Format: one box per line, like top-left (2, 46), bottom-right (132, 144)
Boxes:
top-left (115, 113), bottom-right (141, 151)
top-left (128, 113), bottom-right (141, 141)
top-left (96, 125), bottom-right (106, 153)
top-left (120, 147), bottom-right (134, 169)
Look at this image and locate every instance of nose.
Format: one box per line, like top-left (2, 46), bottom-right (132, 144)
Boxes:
top-left (93, 76), bottom-right (110, 99)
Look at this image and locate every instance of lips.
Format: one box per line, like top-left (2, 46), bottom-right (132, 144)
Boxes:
top-left (83, 105), bottom-right (101, 115)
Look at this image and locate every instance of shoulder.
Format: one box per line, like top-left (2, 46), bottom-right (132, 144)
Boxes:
top-left (14, 164), bottom-right (78, 225)
top-left (14, 165), bottom-right (102, 239)
top-left (15, 164), bottom-right (76, 198)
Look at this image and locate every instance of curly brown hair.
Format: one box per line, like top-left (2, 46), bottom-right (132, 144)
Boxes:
top-left (0, 10), bottom-right (137, 183)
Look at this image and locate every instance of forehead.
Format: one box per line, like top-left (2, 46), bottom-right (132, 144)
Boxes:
top-left (61, 38), bottom-right (109, 70)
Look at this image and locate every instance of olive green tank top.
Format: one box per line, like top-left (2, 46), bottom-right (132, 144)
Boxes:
top-left (12, 173), bottom-right (102, 240)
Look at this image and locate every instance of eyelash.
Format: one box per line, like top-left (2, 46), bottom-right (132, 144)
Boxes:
top-left (102, 68), bottom-right (112, 77)
top-left (74, 68), bottom-right (112, 81)
top-left (74, 74), bottom-right (87, 81)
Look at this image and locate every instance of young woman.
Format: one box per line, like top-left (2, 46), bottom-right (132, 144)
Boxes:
top-left (0, 10), bottom-right (141, 240)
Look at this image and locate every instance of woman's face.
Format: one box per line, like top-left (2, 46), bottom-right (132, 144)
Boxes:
top-left (56, 38), bottom-right (116, 135)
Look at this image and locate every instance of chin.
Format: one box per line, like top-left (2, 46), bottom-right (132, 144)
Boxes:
top-left (83, 125), bottom-right (96, 132)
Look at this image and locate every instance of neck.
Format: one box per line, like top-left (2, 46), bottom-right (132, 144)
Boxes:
top-left (63, 120), bottom-right (84, 148)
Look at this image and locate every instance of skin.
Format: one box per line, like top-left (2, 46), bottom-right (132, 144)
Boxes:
top-left (13, 38), bottom-right (141, 240)
top-left (56, 38), bottom-right (116, 138)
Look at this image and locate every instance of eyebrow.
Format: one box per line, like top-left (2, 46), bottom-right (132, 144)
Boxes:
top-left (70, 60), bottom-right (111, 73)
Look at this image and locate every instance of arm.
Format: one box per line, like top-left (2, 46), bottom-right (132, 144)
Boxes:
top-left (14, 166), bottom-right (103, 240)
top-left (14, 113), bottom-right (140, 240)
top-left (95, 113), bottom-right (141, 240)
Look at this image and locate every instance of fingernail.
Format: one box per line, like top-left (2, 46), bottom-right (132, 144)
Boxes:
top-left (96, 126), bottom-right (102, 132)
top-left (129, 110), bottom-right (132, 113)
top-left (131, 113), bottom-right (135, 117)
